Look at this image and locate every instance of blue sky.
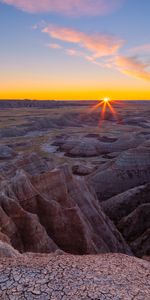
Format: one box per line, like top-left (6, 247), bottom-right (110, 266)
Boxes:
top-left (0, 0), bottom-right (150, 100)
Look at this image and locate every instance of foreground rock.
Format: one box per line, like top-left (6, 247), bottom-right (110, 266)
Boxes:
top-left (0, 241), bottom-right (20, 258)
top-left (0, 253), bottom-right (149, 299)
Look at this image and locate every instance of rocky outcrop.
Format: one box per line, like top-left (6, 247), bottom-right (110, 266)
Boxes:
top-left (0, 146), bottom-right (16, 160)
top-left (0, 152), bottom-right (54, 178)
top-left (130, 229), bottom-right (150, 257)
top-left (89, 146), bottom-right (150, 201)
top-left (88, 146), bottom-right (150, 258)
top-left (118, 204), bottom-right (150, 256)
top-left (100, 184), bottom-right (150, 257)
top-left (0, 204), bottom-right (22, 251)
top-left (54, 134), bottom-right (145, 157)
top-left (0, 154), bottom-right (131, 255)
top-left (101, 183), bottom-right (150, 223)
top-left (118, 203), bottom-right (150, 242)
top-left (0, 241), bottom-right (20, 258)
top-left (0, 193), bottom-right (58, 253)
top-left (0, 232), bottom-right (10, 244)
top-left (72, 164), bottom-right (94, 176)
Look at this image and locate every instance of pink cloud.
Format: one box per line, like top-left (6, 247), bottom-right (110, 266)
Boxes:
top-left (43, 25), bottom-right (123, 57)
top-left (115, 56), bottom-right (150, 81)
top-left (66, 48), bottom-right (84, 57)
top-left (1, 0), bottom-right (124, 16)
top-left (64, 48), bottom-right (106, 68)
top-left (48, 43), bottom-right (62, 49)
top-left (129, 44), bottom-right (150, 54)
top-left (42, 25), bottom-right (150, 82)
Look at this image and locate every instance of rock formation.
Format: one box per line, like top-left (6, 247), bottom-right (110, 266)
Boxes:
top-left (0, 146), bottom-right (16, 160)
top-left (89, 146), bottom-right (150, 201)
top-left (100, 183), bottom-right (150, 257)
top-left (0, 152), bottom-right (54, 178)
top-left (0, 241), bottom-right (20, 258)
top-left (0, 153), bottom-right (131, 255)
top-left (72, 164), bottom-right (94, 175)
top-left (101, 183), bottom-right (150, 223)
top-left (118, 204), bottom-right (150, 257)
top-left (130, 229), bottom-right (150, 258)
top-left (54, 134), bottom-right (145, 157)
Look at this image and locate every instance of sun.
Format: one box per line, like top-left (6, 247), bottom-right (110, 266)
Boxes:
top-left (103, 97), bottom-right (110, 103)
top-left (89, 96), bottom-right (119, 126)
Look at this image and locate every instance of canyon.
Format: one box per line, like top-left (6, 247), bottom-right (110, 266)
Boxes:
top-left (0, 100), bottom-right (150, 299)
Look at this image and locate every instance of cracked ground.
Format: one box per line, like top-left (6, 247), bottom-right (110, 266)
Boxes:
top-left (0, 253), bottom-right (150, 300)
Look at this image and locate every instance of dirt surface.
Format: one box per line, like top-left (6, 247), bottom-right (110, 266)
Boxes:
top-left (0, 253), bottom-right (150, 300)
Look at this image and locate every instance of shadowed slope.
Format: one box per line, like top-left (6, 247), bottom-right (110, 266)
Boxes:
top-left (0, 153), bottom-right (131, 255)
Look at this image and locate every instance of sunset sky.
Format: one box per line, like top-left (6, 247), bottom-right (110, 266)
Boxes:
top-left (0, 0), bottom-right (150, 100)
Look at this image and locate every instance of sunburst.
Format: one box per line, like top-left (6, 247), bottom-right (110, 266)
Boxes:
top-left (89, 97), bottom-right (119, 126)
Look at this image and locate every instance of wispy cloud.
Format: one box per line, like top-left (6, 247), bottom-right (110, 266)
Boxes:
top-left (1, 0), bottom-right (124, 16)
top-left (42, 24), bottom-right (150, 81)
top-left (128, 44), bottom-right (150, 55)
top-left (47, 43), bottom-right (62, 49)
top-left (114, 56), bottom-right (150, 81)
top-left (65, 48), bottom-right (85, 57)
top-left (42, 25), bottom-right (123, 58)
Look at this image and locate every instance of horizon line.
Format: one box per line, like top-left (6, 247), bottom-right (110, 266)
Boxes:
top-left (0, 99), bottom-right (150, 101)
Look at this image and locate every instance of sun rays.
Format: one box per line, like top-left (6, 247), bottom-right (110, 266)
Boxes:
top-left (89, 97), bottom-right (120, 126)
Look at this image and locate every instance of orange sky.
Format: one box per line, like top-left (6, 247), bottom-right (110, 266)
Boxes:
top-left (0, 0), bottom-right (150, 100)
top-left (1, 72), bottom-right (150, 100)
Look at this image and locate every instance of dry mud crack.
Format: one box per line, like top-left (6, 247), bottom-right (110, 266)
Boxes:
top-left (0, 253), bottom-right (149, 300)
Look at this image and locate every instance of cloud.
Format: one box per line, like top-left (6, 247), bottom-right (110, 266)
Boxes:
top-left (1, 0), bottom-right (124, 16)
top-left (114, 56), bottom-right (150, 81)
top-left (65, 48), bottom-right (85, 57)
top-left (65, 48), bottom-right (109, 68)
top-left (47, 43), bottom-right (62, 49)
top-left (42, 25), bottom-right (123, 58)
top-left (129, 44), bottom-right (150, 55)
top-left (41, 24), bottom-right (150, 82)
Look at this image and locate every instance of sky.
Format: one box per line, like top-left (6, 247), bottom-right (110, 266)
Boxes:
top-left (0, 0), bottom-right (150, 100)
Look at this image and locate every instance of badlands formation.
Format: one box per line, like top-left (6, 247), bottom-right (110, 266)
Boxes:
top-left (0, 100), bottom-right (150, 299)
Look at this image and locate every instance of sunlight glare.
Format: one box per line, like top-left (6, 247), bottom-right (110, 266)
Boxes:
top-left (103, 97), bottom-right (110, 103)
top-left (89, 96), bottom-right (119, 126)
